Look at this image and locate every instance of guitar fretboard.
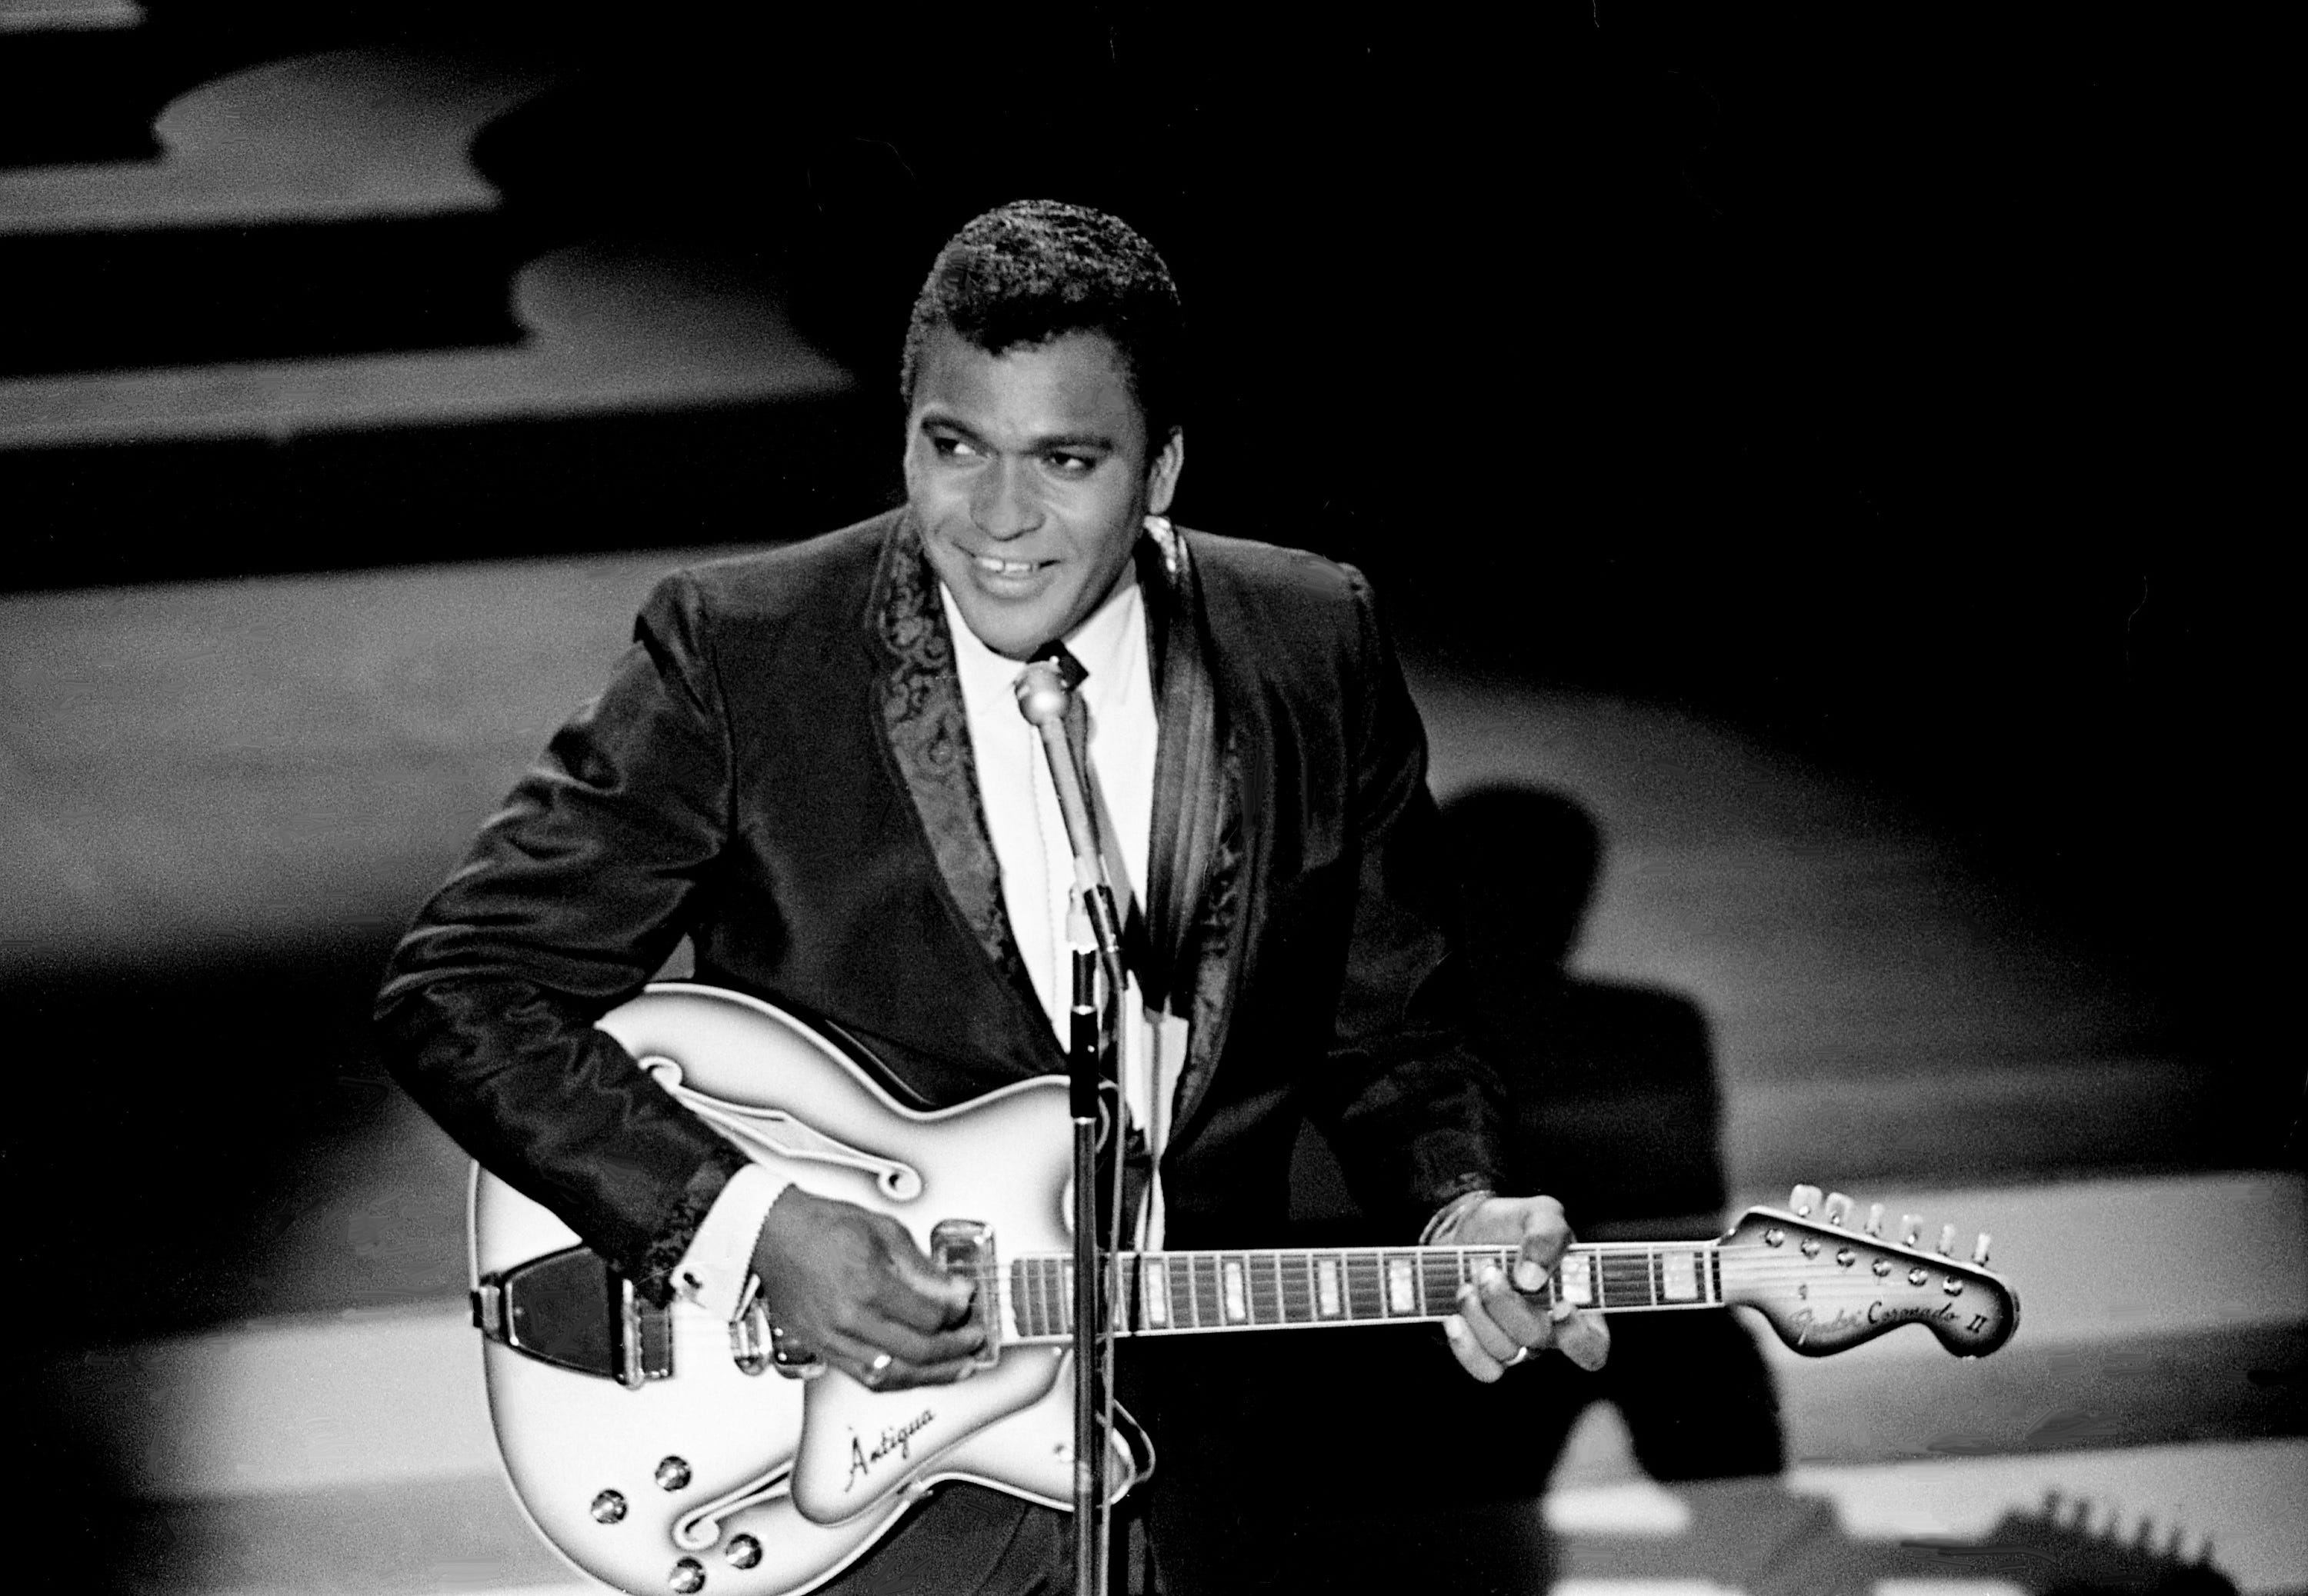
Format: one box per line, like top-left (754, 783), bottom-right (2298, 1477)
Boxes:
top-left (1002, 1243), bottom-right (1722, 1342)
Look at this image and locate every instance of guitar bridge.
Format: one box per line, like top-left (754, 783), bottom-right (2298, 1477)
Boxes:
top-left (930, 1220), bottom-right (1001, 1368)
top-left (472, 1245), bottom-right (673, 1387)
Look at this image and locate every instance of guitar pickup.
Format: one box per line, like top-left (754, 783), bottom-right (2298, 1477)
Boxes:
top-left (472, 1244), bottom-right (673, 1387)
top-left (930, 1220), bottom-right (1002, 1368)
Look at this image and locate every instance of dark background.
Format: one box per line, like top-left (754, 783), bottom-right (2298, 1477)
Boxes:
top-left (9, 0), bottom-right (2276, 1088)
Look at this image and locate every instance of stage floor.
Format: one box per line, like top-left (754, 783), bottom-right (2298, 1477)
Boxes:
top-left (6, 555), bottom-right (2296, 1593)
top-left (46, 1171), bottom-right (2303, 1594)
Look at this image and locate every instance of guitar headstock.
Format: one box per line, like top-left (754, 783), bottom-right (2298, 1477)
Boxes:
top-left (1719, 1185), bottom-right (2020, 1358)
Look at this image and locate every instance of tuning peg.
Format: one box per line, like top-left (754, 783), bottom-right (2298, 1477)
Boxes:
top-left (1901, 1214), bottom-right (1923, 1247)
top-left (1789, 1184), bottom-right (1823, 1216)
top-left (1864, 1203), bottom-right (1885, 1238)
top-left (1823, 1191), bottom-right (1853, 1226)
top-left (1971, 1232), bottom-right (1993, 1266)
top-left (1937, 1224), bottom-right (1956, 1255)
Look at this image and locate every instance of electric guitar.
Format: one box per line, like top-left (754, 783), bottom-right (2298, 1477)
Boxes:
top-left (469, 984), bottom-right (2020, 1596)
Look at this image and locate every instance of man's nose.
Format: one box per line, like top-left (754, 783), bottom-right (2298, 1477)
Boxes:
top-left (971, 459), bottom-right (1042, 539)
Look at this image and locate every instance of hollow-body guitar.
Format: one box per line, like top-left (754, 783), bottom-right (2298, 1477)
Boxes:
top-left (469, 984), bottom-right (2019, 1596)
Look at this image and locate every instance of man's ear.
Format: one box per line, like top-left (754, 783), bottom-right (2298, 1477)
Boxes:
top-left (1146, 428), bottom-right (1185, 516)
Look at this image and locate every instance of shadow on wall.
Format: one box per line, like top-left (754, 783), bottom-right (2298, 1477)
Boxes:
top-left (1279, 784), bottom-right (2251, 1594)
top-left (1280, 781), bottom-right (1785, 1588)
top-left (1446, 782), bottom-right (1736, 1236)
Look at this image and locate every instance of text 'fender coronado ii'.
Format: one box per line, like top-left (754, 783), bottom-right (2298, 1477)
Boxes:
top-left (467, 985), bottom-right (2020, 1596)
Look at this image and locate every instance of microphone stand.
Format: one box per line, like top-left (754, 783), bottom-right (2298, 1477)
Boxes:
top-left (1016, 664), bottom-right (1126, 1596)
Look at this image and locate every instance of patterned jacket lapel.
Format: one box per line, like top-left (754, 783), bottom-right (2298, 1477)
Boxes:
top-left (862, 511), bottom-right (1049, 1038)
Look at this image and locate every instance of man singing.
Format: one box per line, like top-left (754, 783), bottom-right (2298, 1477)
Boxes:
top-left (378, 199), bottom-right (1604, 1593)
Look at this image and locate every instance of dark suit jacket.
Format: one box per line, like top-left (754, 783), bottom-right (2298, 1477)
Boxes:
top-left (375, 510), bottom-right (1504, 1302)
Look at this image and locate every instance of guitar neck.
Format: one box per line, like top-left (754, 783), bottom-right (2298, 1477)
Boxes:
top-left (1000, 1241), bottom-right (1722, 1343)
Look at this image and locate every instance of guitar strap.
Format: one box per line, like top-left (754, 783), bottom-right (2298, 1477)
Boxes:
top-left (1113, 521), bottom-right (1227, 1247)
top-left (1137, 519), bottom-right (1226, 1016)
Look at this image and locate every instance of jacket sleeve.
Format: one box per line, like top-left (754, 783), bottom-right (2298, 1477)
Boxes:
top-left (1306, 568), bottom-right (1510, 1236)
top-left (373, 571), bottom-right (752, 1301)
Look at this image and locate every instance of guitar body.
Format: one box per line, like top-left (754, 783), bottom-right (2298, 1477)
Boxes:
top-left (471, 984), bottom-right (1138, 1596)
top-left (470, 984), bottom-right (2019, 1595)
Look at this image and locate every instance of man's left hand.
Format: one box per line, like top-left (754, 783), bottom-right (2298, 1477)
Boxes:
top-left (1440, 1195), bottom-right (1611, 1381)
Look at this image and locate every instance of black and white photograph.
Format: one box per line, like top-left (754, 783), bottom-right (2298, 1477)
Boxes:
top-left (1, 3), bottom-right (2290, 1594)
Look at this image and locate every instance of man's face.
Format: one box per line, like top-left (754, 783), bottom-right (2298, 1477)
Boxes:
top-left (904, 328), bottom-right (1182, 660)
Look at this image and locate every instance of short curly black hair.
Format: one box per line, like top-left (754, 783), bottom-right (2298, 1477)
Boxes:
top-left (899, 200), bottom-right (1186, 445)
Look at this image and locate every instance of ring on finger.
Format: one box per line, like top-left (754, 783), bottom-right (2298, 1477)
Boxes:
top-left (866, 1351), bottom-right (893, 1385)
top-left (1503, 1344), bottom-right (1533, 1368)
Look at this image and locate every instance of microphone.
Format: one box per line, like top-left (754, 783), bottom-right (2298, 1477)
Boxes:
top-left (1012, 668), bottom-right (1119, 1574)
top-left (1014, 655), bottom-right (1124, 966)
top-left (1013, 660), bottom-right (1072, 730)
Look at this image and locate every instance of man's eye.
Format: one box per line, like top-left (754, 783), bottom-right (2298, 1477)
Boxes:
top-left (1046, 453), bottom-right (1096, 476)
top-left (932, 435), bottom-right (982, 460)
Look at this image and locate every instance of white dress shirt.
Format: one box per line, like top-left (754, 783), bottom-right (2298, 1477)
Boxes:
top-left (942, 576), bottom-right (1155, 1046)
top-left (672, 570), bottom-right (1182, 1320)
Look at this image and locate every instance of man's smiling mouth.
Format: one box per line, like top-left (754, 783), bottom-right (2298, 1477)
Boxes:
top-left (973, 554), bottom-right (1051, 576)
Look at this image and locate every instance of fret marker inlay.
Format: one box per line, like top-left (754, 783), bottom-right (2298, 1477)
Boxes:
top-left (1146, 1261), bottom-right (1170, 1325)
top-left (1222, 1260), bottom-right (1248, 1322)
top-left (1661, 1249), bottom-right (1700, 1302)
top-left (1386, 1258), bottom-right (1416, 1315)
top-left (1316, 1259), bottom-right (1342, 1318)
top-left (1561, 1252), bottom-right (1595, 1307)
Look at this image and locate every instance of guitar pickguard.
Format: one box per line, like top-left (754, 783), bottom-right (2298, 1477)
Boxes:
top-left (791, 1342), bottom-right (1070, 1523)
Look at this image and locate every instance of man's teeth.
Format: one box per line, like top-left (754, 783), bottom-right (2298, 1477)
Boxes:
top-left (976, 555), bottom-right (1042, 575)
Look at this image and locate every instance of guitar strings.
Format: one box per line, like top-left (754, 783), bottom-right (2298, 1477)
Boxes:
top-left (952, 1247), bottom-right (1999, 1341)
top-left (642, 1248), bottom-right (1999, 1356)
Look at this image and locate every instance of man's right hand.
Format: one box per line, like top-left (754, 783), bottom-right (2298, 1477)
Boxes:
top-left (749, 1185), bottom-right (985, 1390)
